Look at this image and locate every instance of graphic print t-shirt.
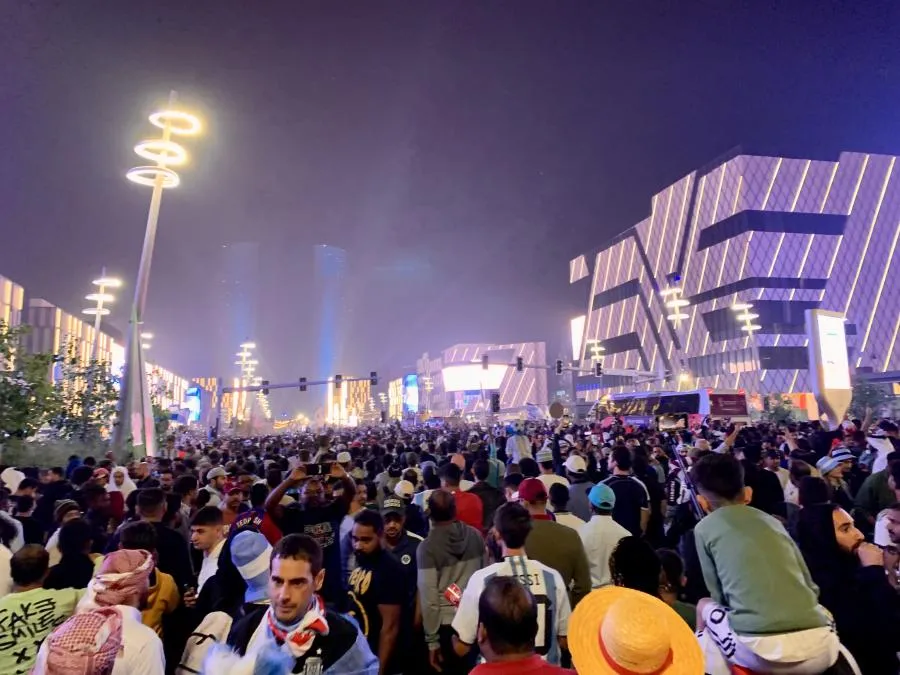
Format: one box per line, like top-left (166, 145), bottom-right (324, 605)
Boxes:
top-left (0, 587), bottom-right (84, 674)
top-left (346, 550), bottom-right (406, 656)
top-left (279, 500), bottom-right (348, 607)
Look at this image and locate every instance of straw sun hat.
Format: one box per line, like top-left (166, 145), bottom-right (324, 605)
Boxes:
top-left (568, 586), bottom-right (703, 674)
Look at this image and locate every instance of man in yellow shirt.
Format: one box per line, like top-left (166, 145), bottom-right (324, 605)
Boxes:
top-left (0, 545), bottom-right (82, 674)
top-left (119, 521), bottom-right (181, 636)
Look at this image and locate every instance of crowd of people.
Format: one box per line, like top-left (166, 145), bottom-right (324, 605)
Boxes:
top-left (0, 411), bottom-right (898, 673)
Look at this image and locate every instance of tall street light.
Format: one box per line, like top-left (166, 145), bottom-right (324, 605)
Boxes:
top-left (113, 93), bottom-right (201, 459)
top-left (82, 269), bottom-right (122, 362)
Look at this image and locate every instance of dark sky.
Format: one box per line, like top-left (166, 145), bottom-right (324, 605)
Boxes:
top-left (3, 1), bottom-right (900, 392)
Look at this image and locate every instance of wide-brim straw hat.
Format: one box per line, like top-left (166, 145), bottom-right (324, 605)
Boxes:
top-left (569, 586), bottom-right (704, 674)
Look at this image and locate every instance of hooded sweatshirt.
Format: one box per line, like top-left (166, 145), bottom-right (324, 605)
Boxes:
top-left (416, 520), bottom-right (485, 649)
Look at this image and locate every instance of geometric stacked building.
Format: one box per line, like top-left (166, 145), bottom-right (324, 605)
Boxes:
top-left (569, 150), bottom-right (900, 406)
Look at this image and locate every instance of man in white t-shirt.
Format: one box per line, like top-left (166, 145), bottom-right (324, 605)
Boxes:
top-left (451, 503), bottom-right (571, 666)
top-left (190, 506), bottom-right (225, 593)
top-left (535, 447), bottom-right (569, 493)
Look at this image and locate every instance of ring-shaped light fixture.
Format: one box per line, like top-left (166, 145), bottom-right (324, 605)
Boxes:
top-left (85, 293), bottom-right (115, 303)
top-left (126, 166), bottom-right (180, 188)
top-left (667, 312), bottom-right (689, 321)
top-left (740, 324), bottom-right (762, 332)
top-left (92, 277), bottom-right (122, 288)
top-left (732, 302), bottom-right (753, 312)
top-left (665, 298), bottom-right (690, 308)
top-left (148, 110), bottom-right (202, 136)
top-left (82, 308), bottom-right (111, 316)
top-left (134, 139), bottom-right (188, 166)
top-left (737, 312), bottom-right (760, 321)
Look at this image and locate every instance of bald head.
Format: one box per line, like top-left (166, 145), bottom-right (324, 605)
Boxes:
top-left (477, 576), bottom-right (538, 658)
top-left (11, 544), bottom-right (49, 588)
top-left (427, 488), bottom-right (457, 523)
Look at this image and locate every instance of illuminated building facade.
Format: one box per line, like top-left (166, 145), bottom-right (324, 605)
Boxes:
top-left (0, 275), bottom-right (24, 328)
top-left (313, 245), bottom-right (348, 410)
top-left (25, 299), bottom-right (117, 371)
top-left (569, 150), bottom-right (900, 401)
top-left (416, 342), bottom-right (549, 418)
top-left (388, 377), bottom-right (404, 420)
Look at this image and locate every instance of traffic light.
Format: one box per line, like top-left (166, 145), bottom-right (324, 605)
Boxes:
top-left (482, 353), bottom-right (489, 370)
top-left (334, 374), bottom-right (342, 390)
top-left (594, 362), bottom-right (603, 378)
top-left (516, 356), bottom-right (524, 372)
top-left (380, 410), bottom-right (387, 423)
top-left (491, 392), bottom-right (501, 413)
top-left (261, 380), bottom-right (270, 395)
top-left (299, 377), bottom-right (307, 392)
top-left (370, 371), bottom-right (378, 386)
top-left (555, 359), bottom-right (563, 375)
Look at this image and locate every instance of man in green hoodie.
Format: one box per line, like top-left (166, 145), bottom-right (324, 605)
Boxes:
top-left (417, 489), bottom-right (485, 674)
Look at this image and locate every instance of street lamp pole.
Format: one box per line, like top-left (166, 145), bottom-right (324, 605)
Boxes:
top-left (113, 92), bottom-right (201, 458)
top-left (83, 268), bottom-right (122, 362)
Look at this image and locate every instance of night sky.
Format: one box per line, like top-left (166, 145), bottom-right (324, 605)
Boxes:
top-left (3, 2), bottom-right (900, 402)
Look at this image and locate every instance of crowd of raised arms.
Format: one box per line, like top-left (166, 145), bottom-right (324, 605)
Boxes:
top-left (0, 414), bottom-right (899, 674)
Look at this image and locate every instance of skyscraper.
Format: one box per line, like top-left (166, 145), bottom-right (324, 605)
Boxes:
top-left (215, 242), bottom-right (260, 377)
top-left (313, 245), bottom-right (348, 409)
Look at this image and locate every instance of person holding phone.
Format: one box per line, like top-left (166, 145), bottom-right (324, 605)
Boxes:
top-left (265, 462), bottom-right (357, 610)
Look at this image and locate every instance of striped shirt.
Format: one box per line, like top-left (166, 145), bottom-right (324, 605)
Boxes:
top-left (451, 555), bottom-right (571, 665)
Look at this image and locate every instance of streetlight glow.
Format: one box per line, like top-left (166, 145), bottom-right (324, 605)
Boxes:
top-left (82, 307), bottom-right (111, 316)
top-left (92, 277), bottom-right (122, 288)
top-left (140, 332), bottom-right (154, 340)
top-left (133, 139), bottom-right (189, 166)
top-left (148, 110), bottom-right (202, 135)
top-left (86, 293), bottom-right (116, 303)
top-left (240, 342), bottom-right (257, 350)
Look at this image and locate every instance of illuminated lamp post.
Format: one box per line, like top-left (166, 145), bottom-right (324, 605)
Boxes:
top-left (82, 270), bottom-right (122, 362)
top-left (113, 93), bottom-right (201, 459)
top-left (732, 301), bottom-right (762, 392)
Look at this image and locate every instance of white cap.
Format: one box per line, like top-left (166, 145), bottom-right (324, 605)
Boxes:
top-left (337, 451), bottom-right (352, 464)
top-left (564, 455), bottom-right (587, 474)
top-left (394, 480), bottom-right (415, 499)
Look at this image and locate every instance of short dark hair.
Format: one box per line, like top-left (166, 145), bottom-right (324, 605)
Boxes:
top-left (610, 536), bottom-right (661, 597)
top-left (690, 453), bottom-right (745, 504)
top-left (81, 483), bottom-right (107, 505)
top-left (438, 463), bottom-right (462, 486)
top-left (428, 489), bottom-right (457, 523)
top-left (11, 545), bottom-right (49, 586)
top-left (71, 465), bottom-right (93, 485)
top-left (18, 478), bottom-right (38, 492)
top-left (58, 518), bottom-right (93, 557)
top-left (611, 446), bottom-right (632, 472)
top-left (354, 509), bottom-right (384, 536)
top-left (15, 495), bottom-right (35, 513)
top-left (50, 467), bottom-right (65, 479)
top-left (503, 473), bottom-right (524, 490)
top-left (173, 474), bottom-right (198, 497)
top-left (120, 521), bottom-right (158, 554)
top-left (657, 548), bottom-right (685, 593)
top-left (250, 483), bottom-right (269, 508)
top-left (494, 502), bottom-right (532, 549)
top-left (547, 483), bottom-right (570, 510)
top-left (136, 488), bottom-right (166, 515)
top-left (798, 476), bottom-right (832, 507)
top-left (477, 576), bottom-right (538, 656)
top-left (741, 444), bottom-right (763, 464)
top-left (473, 460), bottom-right (490, 482)
top-left (272, 534), bottom-right (323, 575)
top-left (518, 458), bottom-right (539, 479)
top-left (191, 505), bottom-right (224, 528)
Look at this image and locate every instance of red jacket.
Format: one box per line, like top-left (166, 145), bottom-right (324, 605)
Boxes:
top-left (451, 488), bottom-right (484, 534)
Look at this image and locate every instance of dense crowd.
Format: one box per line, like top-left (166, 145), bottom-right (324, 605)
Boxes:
top-left (0, 412), bottom-right (899, 674)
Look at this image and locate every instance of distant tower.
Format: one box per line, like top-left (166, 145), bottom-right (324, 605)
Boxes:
top-left (217, 242), bottom-right (260, 376)
top-left (313, 245), bottom-right (348, 403)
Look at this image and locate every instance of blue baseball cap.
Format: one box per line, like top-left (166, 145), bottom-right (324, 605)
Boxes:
top-left (588, 483), bottom-right (616, 511)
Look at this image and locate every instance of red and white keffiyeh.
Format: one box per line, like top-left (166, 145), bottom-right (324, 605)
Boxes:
top-left (265, 594), bottom-right (330, 658)
top-left (45, 607), bottom-right (123, 675)
top-left (80, 548), bottom-right (154, 611)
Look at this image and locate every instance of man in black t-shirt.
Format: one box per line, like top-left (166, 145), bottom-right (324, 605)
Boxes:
top-left (348, 509), bottom-right (405, 674)
top-left (601, 446), bottom-right (650, 537)
top-left (265, 462), bottom-right (356, 610)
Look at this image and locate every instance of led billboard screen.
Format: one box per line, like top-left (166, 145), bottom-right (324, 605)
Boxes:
top-left (441, 364), bottom-right (508, 392)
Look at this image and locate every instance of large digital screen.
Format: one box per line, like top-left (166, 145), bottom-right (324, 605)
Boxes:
top-left (184, 386), bottom-right (202, 424)
top-left (816, 313), bottom-right (851, 390)
top-left (403, 374), bottom-right (419, 413)
top-left (570, 315), bottom-right (586, 361)
top-left (441, 364), bottom-right (508, 392)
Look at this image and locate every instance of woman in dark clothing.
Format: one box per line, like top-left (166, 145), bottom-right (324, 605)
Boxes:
top-left (43, 517), bottom-right (97, 590)
top-left (795, 504), bottom-right (900, 674)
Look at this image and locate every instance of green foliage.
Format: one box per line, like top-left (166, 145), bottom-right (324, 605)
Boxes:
top-left (0, 320), bottom-right (60, 441)
top-left (849, 378), bottom-right (890, 419)
top-left (51, 341), bottom-right (119, 443)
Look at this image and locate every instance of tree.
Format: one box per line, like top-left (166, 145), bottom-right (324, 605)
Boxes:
top-left (0, 320), bottom-right (60, 441)
top-left (849, 378), bottom-right (890, 419)
top-left (51, 340), bottom-right (118, 443)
